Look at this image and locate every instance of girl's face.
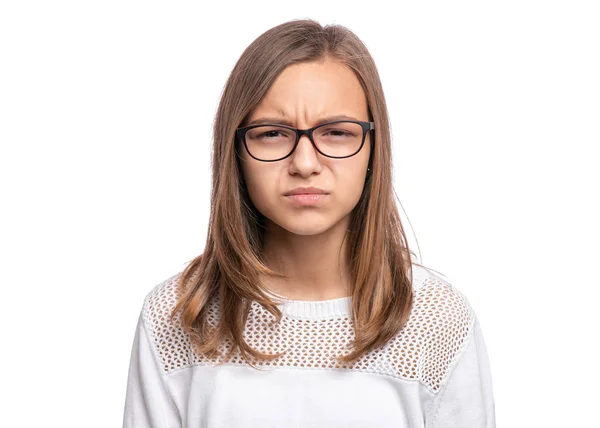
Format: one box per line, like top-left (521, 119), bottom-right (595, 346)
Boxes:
top-left (239, 58), bottom-right (372, 236)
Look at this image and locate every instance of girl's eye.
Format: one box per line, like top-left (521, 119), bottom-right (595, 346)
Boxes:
top-left (324, 130), bottom-right (353, 137)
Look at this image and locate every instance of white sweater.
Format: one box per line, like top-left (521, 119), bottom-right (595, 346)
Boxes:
top-left (122, 263), bottom-right (496, 427)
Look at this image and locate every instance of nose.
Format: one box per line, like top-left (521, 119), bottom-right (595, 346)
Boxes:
top-left (288, 133), bottom-right (322, 173)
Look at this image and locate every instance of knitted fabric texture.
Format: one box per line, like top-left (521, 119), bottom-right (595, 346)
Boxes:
top-left (141, 268), bottom-right (474, 395)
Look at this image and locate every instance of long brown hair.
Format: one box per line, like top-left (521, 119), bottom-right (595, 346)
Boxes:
top-left (171, 18), bottom-right (421, 367)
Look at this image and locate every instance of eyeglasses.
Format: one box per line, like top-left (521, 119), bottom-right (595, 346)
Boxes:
top-left (236, 120), bottom-right (375, 162)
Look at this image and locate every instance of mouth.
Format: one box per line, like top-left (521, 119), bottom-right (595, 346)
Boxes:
top-left (284, 193), bottom-right (329, 206)
top-left (283, 187), bottom-right (329, 196)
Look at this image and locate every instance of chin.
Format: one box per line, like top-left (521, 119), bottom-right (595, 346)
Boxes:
top-left (284, 225), bottom-right (332, 236)
top-left (270, 215), bottom-right (334, 236)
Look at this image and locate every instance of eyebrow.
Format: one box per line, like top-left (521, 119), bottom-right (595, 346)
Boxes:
top-left (246, 114), bottom-right (362, 127)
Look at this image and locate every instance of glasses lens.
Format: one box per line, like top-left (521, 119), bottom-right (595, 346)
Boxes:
top-left (245, 125), bottom-right (296, 161)
top-left (244, 121), bottom-right (365, 161)
top-left (313, 121), bottom-right (364, 157)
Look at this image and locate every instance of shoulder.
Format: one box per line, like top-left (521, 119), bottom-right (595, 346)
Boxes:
top-left (386, 263), bottom-right (477, 392)
top-left (411, 264), bottom-right (475, 332)
top-left (139, 271), bottom-right (194, 373)
top-left (141, 271), bottom-right (185, 328)
top-left (413, 265), bottom-right (477, 391)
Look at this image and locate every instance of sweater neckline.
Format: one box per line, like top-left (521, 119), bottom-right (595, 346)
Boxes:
top-left (272, 294), bottom-right (352, 318)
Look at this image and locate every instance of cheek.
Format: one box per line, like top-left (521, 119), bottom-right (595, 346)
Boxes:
top-left (337, 169), bottom-right (366, 209)
top-left (242, 165), bottom-right (276, 211)
top-left (332, 153), bottom-right (369, 205)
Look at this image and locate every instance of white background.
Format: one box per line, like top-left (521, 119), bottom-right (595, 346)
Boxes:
top-left (1, 1), bottom-right (598, 426)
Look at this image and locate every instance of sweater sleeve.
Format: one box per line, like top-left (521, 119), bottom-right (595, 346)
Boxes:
top-left (122, 311), bottom-right (182, 428)
top-left (425, 315), bottom-right (496, 428)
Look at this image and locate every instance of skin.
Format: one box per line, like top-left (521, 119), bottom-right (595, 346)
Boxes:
top-left (238, 58), bottom-right (371, 301)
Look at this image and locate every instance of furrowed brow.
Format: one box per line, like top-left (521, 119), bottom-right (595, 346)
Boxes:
top-left (247, 115), bottom-right (360, 127)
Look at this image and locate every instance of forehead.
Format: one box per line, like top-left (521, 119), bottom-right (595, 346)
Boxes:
top-left (249, 59), bottom-right (369, 124)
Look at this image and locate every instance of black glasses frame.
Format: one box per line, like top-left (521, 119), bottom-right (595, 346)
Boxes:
top-left (235, 120), bottom-right (375, 162)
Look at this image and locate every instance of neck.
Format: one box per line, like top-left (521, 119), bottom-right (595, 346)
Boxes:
top-left (260, 216), bottom-right (352, 301)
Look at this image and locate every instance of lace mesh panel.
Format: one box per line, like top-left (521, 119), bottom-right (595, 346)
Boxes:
top-left (141, 268), bottom-right (475, 393)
